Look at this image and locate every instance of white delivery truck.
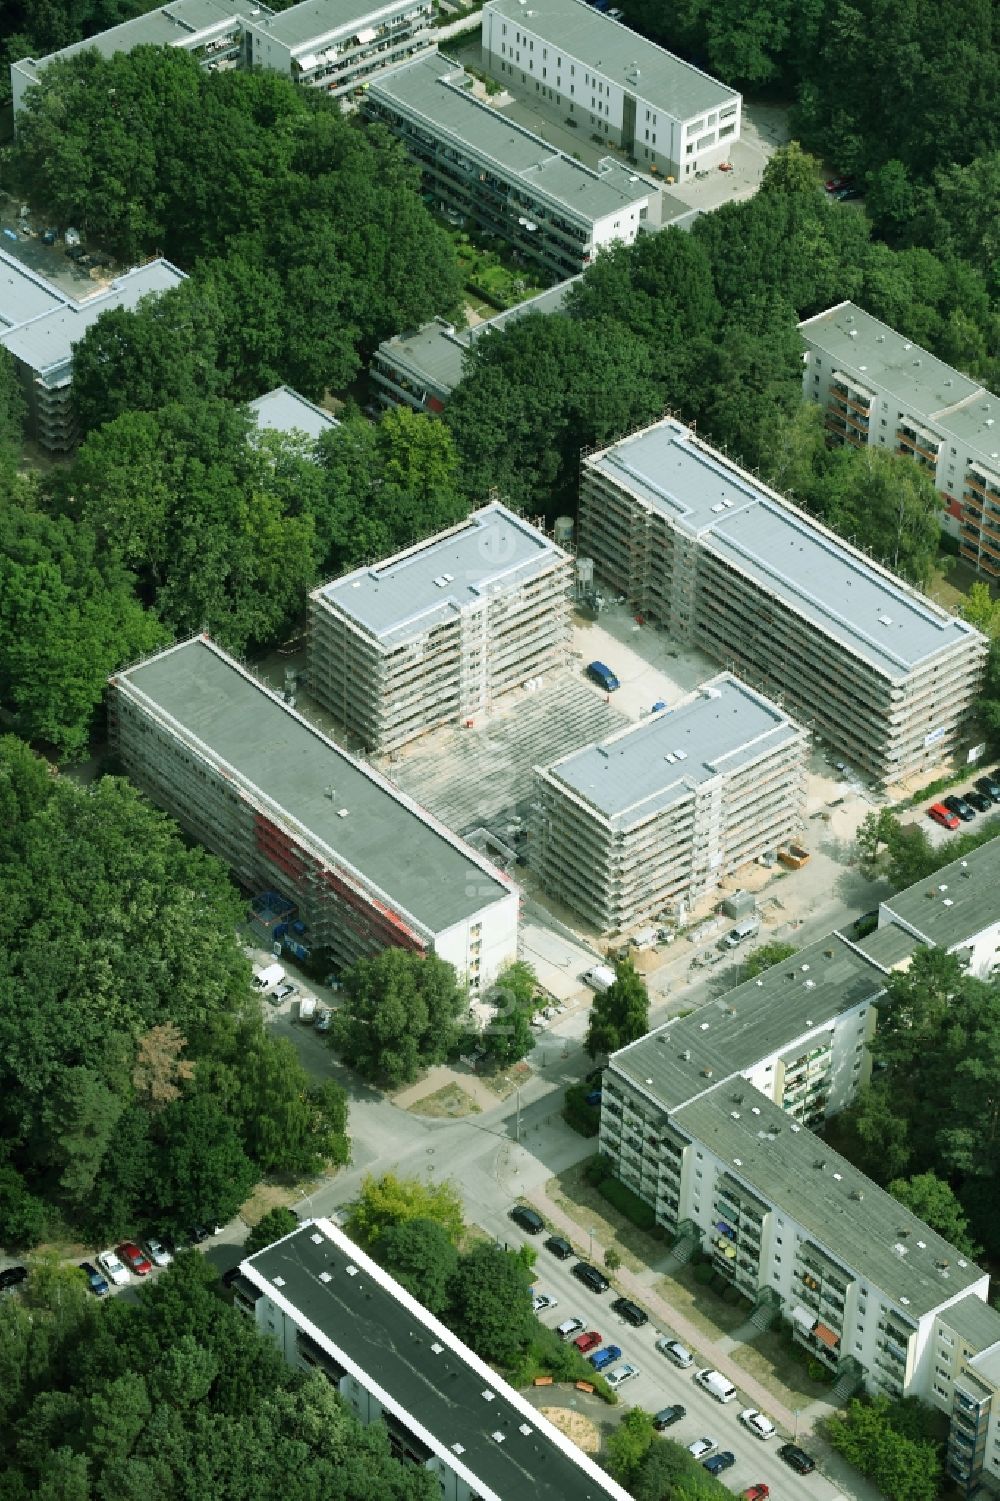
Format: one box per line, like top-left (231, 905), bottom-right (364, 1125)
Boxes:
top-left (583, 964), bottom-right (616, 993)
top-left (252, 961), bottom-right (285, 992)
top-left (298, 995), bottom-right (317, 1024)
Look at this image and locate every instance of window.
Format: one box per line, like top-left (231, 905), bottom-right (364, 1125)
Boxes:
top-left (502, 21), bottom-right (506, 33)
top-left (543, 46), bottom-right (547, 58)
top-left (542, 66), bottom-right (546, 77)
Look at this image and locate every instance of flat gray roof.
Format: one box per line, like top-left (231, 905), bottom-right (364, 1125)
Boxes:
top-left (315, 502), bottom-right (566, 648)
top-left (880, 835), bottom-right (1000, 949)
top-left (943, 1294), bottom-right (1000, 1356)
top-left (485, 0), bottom-right (738, 123)
top-left (0, 259), bottom-right (186, 377)
top-left (0, 248), bottom-right (70, 330)
top-left (379, 276), bottom-right (580, 396)
top-left (248, 0), bottom-right (415, 51)
top-left (115, 637), bottom-right (512, 934)
top-left (611, 933), bottom-right (886, 1114)
top-left (15, 0), bottom-right (250, 76)
top-left (369, 53), bottom-right (651, 226)
top-left (676, 1083), bottom-right (986, 1318)
top-left (245, 1220), bottom-right (631, 1501)
top-left (541, 673), bottom-right (802, 828)
top-left (799, 302), bottom-right (1000, 476)
top-left (589, 418), bottom-right (980, 680)
top-left (249, 385), bottom-right (338, 440)
top-left (854, 922), bottom-right (922, 969)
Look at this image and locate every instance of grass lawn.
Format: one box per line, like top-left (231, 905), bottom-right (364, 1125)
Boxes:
top-left (452, 233), bottom-right (548, 309)
top-left (545, 1160), bottom-right (663, 1273)
top-left (728, 1327), bottom-right (836, 1408)
top-left (653, 1263), bottom-right (750, 1340)
top-left (407, 1082), bottom-right (481, 1118)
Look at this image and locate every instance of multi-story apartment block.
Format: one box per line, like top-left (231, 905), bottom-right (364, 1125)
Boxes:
top-left (234, 1218), bottom-right (633, 1501)
top-left (308, 503), bottom-right (572, 754)
top-left (598, 836), bottom-right (1000, 1408)
top-left (371, 276), bottom-right (580, 413)
top-left (579, 416), bottom-right (987, 784)
top-left (798, 301), bottom-right (1000, 578)
top-left (11, 0), bottom-right (251, 113)
top-left (242, 0), bottom-right (435, 101)
top-left (109, 635), bottom-right (518, 984)
top-left (533, 673), bottom-right (807, 932)
top-left (0, 256), bottom-right (186, 452)
top-left (481, 0), bottom-right (741, 182)
top-left (11, 0), bottom-right (435, 117)
top-left (248, 384), bottom-right (339, 441)
top-left (365, 52), bottom-right (658, 278)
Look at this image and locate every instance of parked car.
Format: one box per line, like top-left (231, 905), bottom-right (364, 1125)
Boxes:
top-left (315, 1006), bottom-right (332, 1032)
top-left (718, 161), bottom-right (733, 172)
top-left (944, 793), bottom-right (976, 822)
top-left (656, 1336), bottom-right (694, 1367)
top-left (555, 1317), bottom-right (585, 1340)
top-left (545, 1234), bottom-right (573, 1260)
top-left (965, 789), bottom-right (993, 813)
top-left (835, 185), bottom-right (862, 200)
top-left (221, 1265), bottom-right (243, 1290)
top-left (653, 1405), bottom-right (685, 1430)
top-left (144, 1237), bottom-right (173, 1268)
top-left (585, 1089), bottom-right (603, 1107)
top-left (612, 1295), bottom-right (648, 1327)
top-left (687, 1437), bottom-right (717, 1460)
top-left (824, 175), bottom-right (853, 193)
top-left (190, 1224), bottom-right (210, 1243)
top-left (586, 660), bottom-right (620, 693)
top-left (118, 1241), bottom-right (153, 1276)
top-left (98, 1249), bottom-right (130, 1287)
top-left (927, 801), bottom-right (960, 830)
top-left (975, 774), bottom-right (1000, 803)
top-left (742, 1488), bottom-right (770, 1501)
top-left (510, 1205), bottom-right (544, 1235)
top-left (0, 1265), bottom-right (28, 1291)
top-left (574, 1329), bottom-right (602, 1354)
top-left (605, 1362), bottom-right (639, 1389)
top-left (704, 1452), bottom-right (736, 1475)
top-left (779, 1443), bottom-right (816, 1474)
top-left (79, 1261), bottom-right (109, 1296)
top-left (572, 1261), bottom-right (610, 1294)
top-left (589, 1344), bottom-right (622, 1372)
top-left (273, 981), bottom-right (297, 1003)
top-left (739, 1408), bottom-right (777, 1440)
top-left (532, 1291), bottom-right (558, 1314)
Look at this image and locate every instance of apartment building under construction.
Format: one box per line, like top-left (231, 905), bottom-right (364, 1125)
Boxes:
top-left (308, 503), bottom-right (572, 755)
top-left (109, 635), bottom-right (518, 985)
top-left (534, 673), bottom-right (807, 932)
top-left (579, 416), bottom-right (986, 784)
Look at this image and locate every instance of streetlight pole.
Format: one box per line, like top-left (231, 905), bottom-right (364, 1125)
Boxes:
top-left (589, 1226), bottom-right (596, 1261)
top-left (515, 1087), bottom-right (521, 1143)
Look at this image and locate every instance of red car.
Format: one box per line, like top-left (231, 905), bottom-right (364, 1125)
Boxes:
top-left (825, 175), bottom-right (852, 193)
top-left (574, 1330), bottom-right (602, 1354)
top-left (719, 161), bottom-right (733, 172)
top-left (118, 1241), bottom-right (153, 1276)
top-left (742, 1488), bottom-right (770, 1501)
top-left (927, 802), bottom-right (960, 831)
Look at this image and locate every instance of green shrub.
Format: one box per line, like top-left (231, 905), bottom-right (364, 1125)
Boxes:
top-left (597, 1175), bottom-right (656, 1230)
top-left (582, 1153), bottom-right (611, 1186)
top-left (807, 1359), bottom-right (830, 1382)
top-left (692, 1261), bottom-right (715, 1285)
top-left (563, 1086), bottom-right (601, 1138)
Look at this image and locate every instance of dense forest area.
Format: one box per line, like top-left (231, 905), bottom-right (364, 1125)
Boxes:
top-left (0, 737), bottom-right (349, 1249)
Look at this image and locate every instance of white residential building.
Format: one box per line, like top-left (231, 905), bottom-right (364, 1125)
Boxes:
top-left (234, 1217), bottom-right (634, 1501)
top-left (110, 635), bottom-right (518, 985)
top-left (242, 0), bottom-right (436, 101)
top-left (534, 673), bottom-right (807, 932)
top-left (798, 301), bottom-right (1000, 579)
top-left (482, 0), bottom-right (741, 182)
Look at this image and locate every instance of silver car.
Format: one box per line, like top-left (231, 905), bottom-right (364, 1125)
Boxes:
top-left (605, 1363), bottom-right (639, 1389)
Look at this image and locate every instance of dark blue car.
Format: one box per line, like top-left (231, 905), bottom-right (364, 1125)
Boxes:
top-left (80, 1261), bottom-right (109, 1297)
top-left (586, 661), bottom-right (620, 693)
top-left (703, 1452), bottom-right (735, 1475)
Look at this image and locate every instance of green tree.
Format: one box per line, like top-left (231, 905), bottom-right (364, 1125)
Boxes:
top-left (447, 1242), bottom-right (535, 1370)
top-left (742, 942), bottom-right (797, 980)
top-left (151, 1092), bottom-right (256, 1234)
top-left (330, 950), bottom-right (467, 1088)
top-left (346, 1173), bottom-right (465, 1251)
top-left (604, 1408), bottom-right (655, 1485)
top-left (585, 958), bottom-right (650, 1060)
top-left (760, 141), bottom-right (823, 196)
top-left (826, 1396), bottom-right (942, 1501)
top-left (479, 962), bottom-right (539, 1070)
top-left (961, 581), bottom-right (1000, 638)
top-left (811, 446), bottom-right (943, 586)
top-left (374, 1218), bottom-right (459, 1315)
top-left (887, 1173), bottom-right (981, 1258)
top-left (856, 807), bottom-right (903, 873)
top-left (244, 1207), bottom-right (300, 1257)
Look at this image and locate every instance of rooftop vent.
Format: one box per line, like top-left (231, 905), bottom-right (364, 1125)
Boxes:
top-left (319, 1271), bottom-right (332, 1283)
top-left (878, 614), bottom-right (893, 626)
top-left (876, 334), bottom-right (885, 343)
top-left (452, 1443), bottom-right (466, 1455)
top-left (790, 1122), bottom-right (801, 1132)
top-left (851, 1190), bottom-right (864, 1202)
top-left (893, 1243), bottom-right (909, 1258)
top-left (492, 1431), bottom-right (506, 1444)
top-left (900, 1296), bottom-right (911, 1305)
top-left (958, 1258), bottom-right (968, 1268)
top-left (645, 1077), bottom-right (653, 1085)
top-left (701, 1067), bottom-right (714, 1078)
top-left (935, 1259), bottom-right (950, 1271)
top-left (904, 342), bottom-right (912, 351)
top-left (849, 329), bottom-right (858, 339)
top-left (916, 1240), bottom-right (927, 1249)
top-left (732, 1093), bottom-right (745, 1104)
top-left (756, 979), bottom-right (764, 987)
top-left (943, 898), bottom-right (954, 907)
top-left (482, 1390), bottom-right (496, 1402)
top-left (519, 1423), bottom-right (533, 1436)
top-left (898, 1228), bottom-right (910, 1238)
top-left (733, 1157), bottom-right (742, 1166)
top-left (338, 808), bottom-right (349, 818)
top-left (824, 949), bottom-right (834, 958)
top-left (801, 964), bottom-right (810, 973)
top-left (731, 1111), bottom-right (741, 1120)
top-left (813, 1159), bottom-right (826, 1170)
top-left (347, 1265), bottom-right (359, 1276)
top-left (832, 1172), bottom-right (843, 1181)
top-left (700, 1022), bottom-right (710, 1031)
top-left (751, 1106), bottom-right (761, 1115)
top-left (310, 1233), bottom-right (324, 1244)
top-left (431, 1342), bottom-right (444, 1354)
top-left (804, 979), bottom-right (816, 989)
top-left (681, 1048), bottom-right (692, 1061)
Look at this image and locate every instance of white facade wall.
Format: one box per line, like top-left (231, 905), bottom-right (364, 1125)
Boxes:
top-left (955, 918), bottom-right (1000, 981)
top-left (433, 896), bottom-right (519, 992)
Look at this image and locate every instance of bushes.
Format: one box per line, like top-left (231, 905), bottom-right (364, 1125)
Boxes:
top-left (597, 1175), bottom-right (657, 1231)
top-left (563, 1083), bottom-right (600, 1137)
top-left (516, 1324), bottom-right (617, 1403)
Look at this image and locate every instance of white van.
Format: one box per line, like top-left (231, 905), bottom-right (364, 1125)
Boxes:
top-left (252, 961), bottom-right (285, 991)
top-left (583, 964), bottom-right (616, 993)
top-left (695, 1367), bottom-right (737, 1403)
